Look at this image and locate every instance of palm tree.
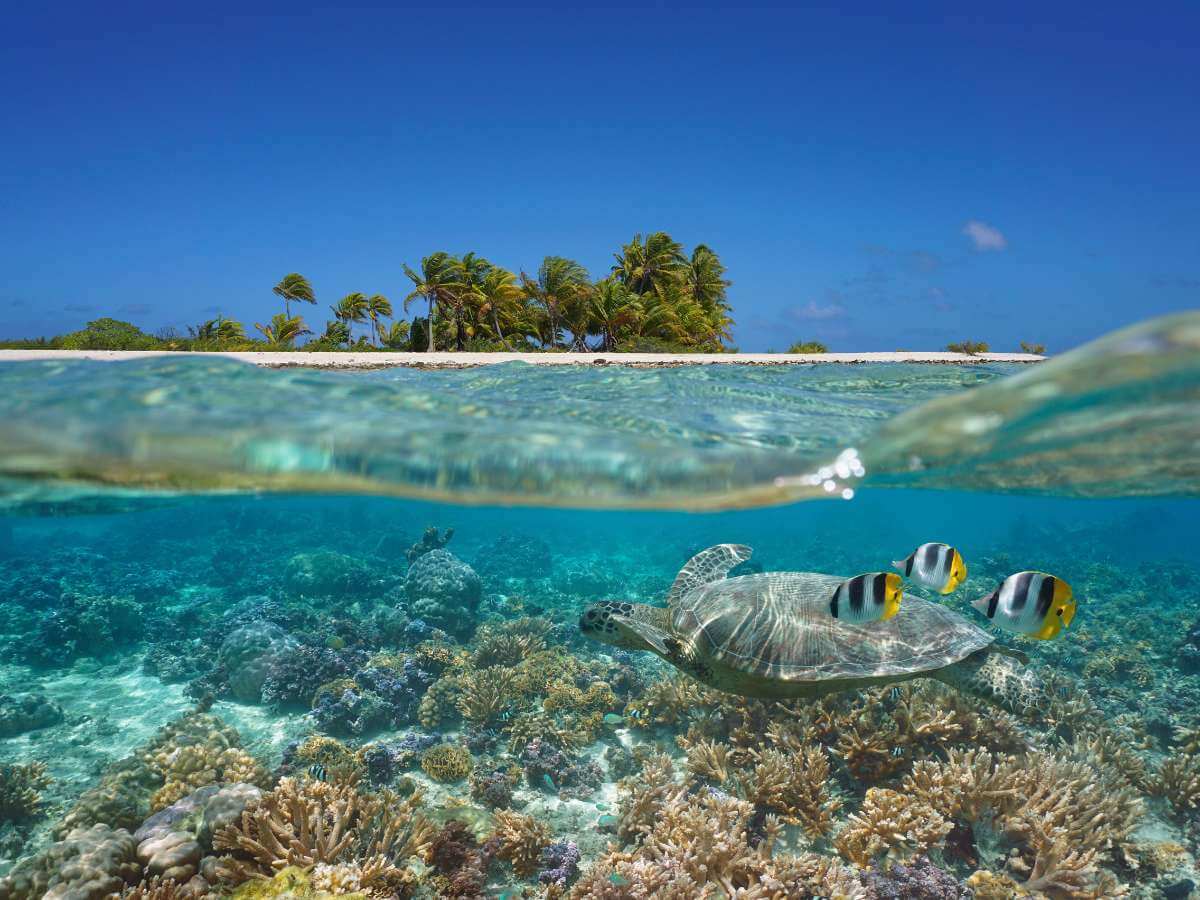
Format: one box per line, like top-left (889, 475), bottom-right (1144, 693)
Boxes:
top-left (403, 252), bottom-right (459, 352)
top-left (365, 294), bottom-right (393, 346)
top-left (190, 315), bottom-right (245, 343)
top-left (379, 319), bottom-right (411, 349)
top-left (273, 273), bottom-right (316, 318)
top-left (686, 245), bottom-right (731, 313)
top-left (255, 313), bottom-right (311, 348)
top-left (588, 278), bottom-right (641, 351)
top-left (612, 232), bottom-right (687, 295)
top-left (521, 256), bottom-right (589, 349)
top-left (445, 252), bottom-right (491, 350)
top-left (332, 293), bottom-right (369, 343)
top-left (474, 267), bottom-right (527, 351)
top-left (320, 319), bottom-right (351, 347)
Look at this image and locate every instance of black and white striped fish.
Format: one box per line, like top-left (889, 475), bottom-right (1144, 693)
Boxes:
top-left (308, 763), bottom-right (328, 782)
top-left (829, 573), bottom-right (903, 623)
top-left (893, 542), bottom-right (967, 595)
top-left (971, 571), bottom-right (1076, 640)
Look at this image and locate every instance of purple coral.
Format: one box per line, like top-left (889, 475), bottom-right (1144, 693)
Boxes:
top-left (862, 855), bottom-right (971, 899)
top-left (537, 840), bottom-right (580, 887)
top-left (519, 739), bottom-right (601, 799)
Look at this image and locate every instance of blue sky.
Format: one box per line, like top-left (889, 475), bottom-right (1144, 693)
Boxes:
top-left (1, 2), bottom-right (1197, 351)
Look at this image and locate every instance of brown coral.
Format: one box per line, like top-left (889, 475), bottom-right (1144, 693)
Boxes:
top-left (834, 787), bottom-right (952, 867)
top-left (420, 744), bottom-right (473, 783)
top-left (210, 776), bottom-right (433, 885)
top-left (1154, 751), bottom-right (1200, 817)
top-left (491, 809), bottom-right (551, 878)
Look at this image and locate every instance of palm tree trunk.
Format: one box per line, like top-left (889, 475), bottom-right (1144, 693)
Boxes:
top-left (426, 295), bottom-right (435, 352)
top-left (491, 309), bottom-right (512, 351)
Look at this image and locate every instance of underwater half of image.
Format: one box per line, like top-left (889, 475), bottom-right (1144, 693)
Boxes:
top-left (0, 314), bottom-right (1196, 899)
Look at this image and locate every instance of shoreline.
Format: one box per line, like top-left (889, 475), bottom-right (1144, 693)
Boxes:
top-left (0, 349), bottom-right (1045, 369)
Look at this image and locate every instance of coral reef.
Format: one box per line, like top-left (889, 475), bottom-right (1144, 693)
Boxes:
top-left (420, 743), bottom-right (473, 783)
top-left (0, 763), bottom-right (51, 824)
top-left (0, 824), bottom-right (140, 899)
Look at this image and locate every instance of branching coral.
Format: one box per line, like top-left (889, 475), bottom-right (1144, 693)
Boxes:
top-left (574, 788), bottom-right (864, 899)
top-left (834, 787), bottom-right (952, 867)
top-left (1154, 752), bottom-right (1200, 817)
top-left (491, 809), bottom-right (552, 878)
top-left (211, 776), bottom-right (433, 887)
top-left (290, 735), bottom-right (366, 783)
top-left (455, 666), bottom-right (517, 725)
top-left (0, 762), bottom-right (51, 823)
top-left (741, 746), bottom-right (841, 838)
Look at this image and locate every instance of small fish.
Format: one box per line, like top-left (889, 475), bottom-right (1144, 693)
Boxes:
top-left (542, 773), bottom-right (557, 792)
top-left (598, 814), bottom-right (619, 827)
top-left (829, 573), bottom-right (903, 623)
top-left (609, 873), bottom-right (630, 886)
top-left (595, 802), bottom-right (610, 810)
top-left (889, 686), bottom-right (902, 702)
top-left (891, 746), bottom-right (904, 758)
top-left (602, 713), bottom-right (624, 726)
top-left (308, 763), bottom-right (327, 782)
top-left (894, 542), bottom-right (967, 594)
top-left (972, 572), bottom-right (1076, 639)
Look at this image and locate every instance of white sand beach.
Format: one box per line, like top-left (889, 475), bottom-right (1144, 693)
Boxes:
top-left (0, 349), bottom-right (1044, 368)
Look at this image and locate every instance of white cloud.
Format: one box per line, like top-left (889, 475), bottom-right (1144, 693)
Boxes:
top-left (962, 220), bottom-right (1007, 251)
top-left (788, 300), bottom-right (846, 321)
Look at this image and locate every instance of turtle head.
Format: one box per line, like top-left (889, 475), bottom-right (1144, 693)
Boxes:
top-left (579, 601), bottom-right (664, 653)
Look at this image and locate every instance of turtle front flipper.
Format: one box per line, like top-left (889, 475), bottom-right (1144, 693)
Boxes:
top-left (667, 544), bottom-right (753, 608)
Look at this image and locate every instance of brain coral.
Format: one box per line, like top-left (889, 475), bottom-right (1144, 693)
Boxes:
top-left (420, 744), bottom-right (473, 783)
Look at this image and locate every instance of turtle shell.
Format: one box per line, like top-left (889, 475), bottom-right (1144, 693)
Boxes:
top-left (671, 571), bottom-right (992, 682)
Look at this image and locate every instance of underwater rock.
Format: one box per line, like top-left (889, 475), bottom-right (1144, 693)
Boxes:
top-left (0, 693), bottom-right (64, 738)
top-left (474, 533), bottom-right (554, 585)
top-left (0, 823), bottom-right (140, 900)
top-left (260, 644), bottom-right (368, 710)
top-left (218, 622), bottom-right (297, 703)
top-left (311, 685), bottom-right (390, 737)
top-left (404, 549), bottom-right (482, 636)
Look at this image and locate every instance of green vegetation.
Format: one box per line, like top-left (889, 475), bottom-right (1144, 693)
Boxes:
top-left (1020, 340), bottom-right (1046, 355)
top-left (786, 340), bottom-right (828, 354)
top-left (946, 340), bottom-right (990, 355)
top-left (0, 232), bottom-right (736, 354)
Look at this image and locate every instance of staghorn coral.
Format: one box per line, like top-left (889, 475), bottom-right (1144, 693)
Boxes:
top-left (211, 776), bottom-right (433, 885)
top-left (742, 745), bottom-right (841, 838)
top-left (455, 666), bottom-right (518, 725)
top-left (1155, 752), bottom-right (1200, 817)
top-left (834, 787), bottom-right (952, 867)
top-left (0, 762), bottom-right (51, 824)
top-left (685, 739), bottom-right (731, 784)
top-left (623, 676), bottom-right (705, 727)
top-left (419, 744), bottom-right (473, 783)
top-left (573, 788), bottom-right (864, 899)
top-left (491, 809), bottom-right (552, 878)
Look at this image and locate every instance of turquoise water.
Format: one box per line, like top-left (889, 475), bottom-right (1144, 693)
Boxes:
top-left (0, 313), bottom-right (1198, 897)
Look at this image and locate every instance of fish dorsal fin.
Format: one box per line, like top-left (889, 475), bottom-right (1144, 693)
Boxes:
top-left (667, 544), bottom-right (753, 609)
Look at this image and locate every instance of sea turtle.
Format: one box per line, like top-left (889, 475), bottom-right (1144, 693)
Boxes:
top-left (579, 544), bottom-right (1041, 713)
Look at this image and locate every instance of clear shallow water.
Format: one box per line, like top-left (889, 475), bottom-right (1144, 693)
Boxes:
top-left (0, 313), bottom-right (1198, 897)
top-left (2, 311), bottom-right (1197, 512)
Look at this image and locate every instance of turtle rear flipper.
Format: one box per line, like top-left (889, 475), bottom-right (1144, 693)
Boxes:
top-left (667, 544), bottom-right (753, 608)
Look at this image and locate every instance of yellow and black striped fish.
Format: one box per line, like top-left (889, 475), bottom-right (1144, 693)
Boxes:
top-left (971, 571), bottom-right (1076, 639)
top-left (829, 573), bottom-right (904, 623)
top-left (893, 542), bottom-right (967, 594)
